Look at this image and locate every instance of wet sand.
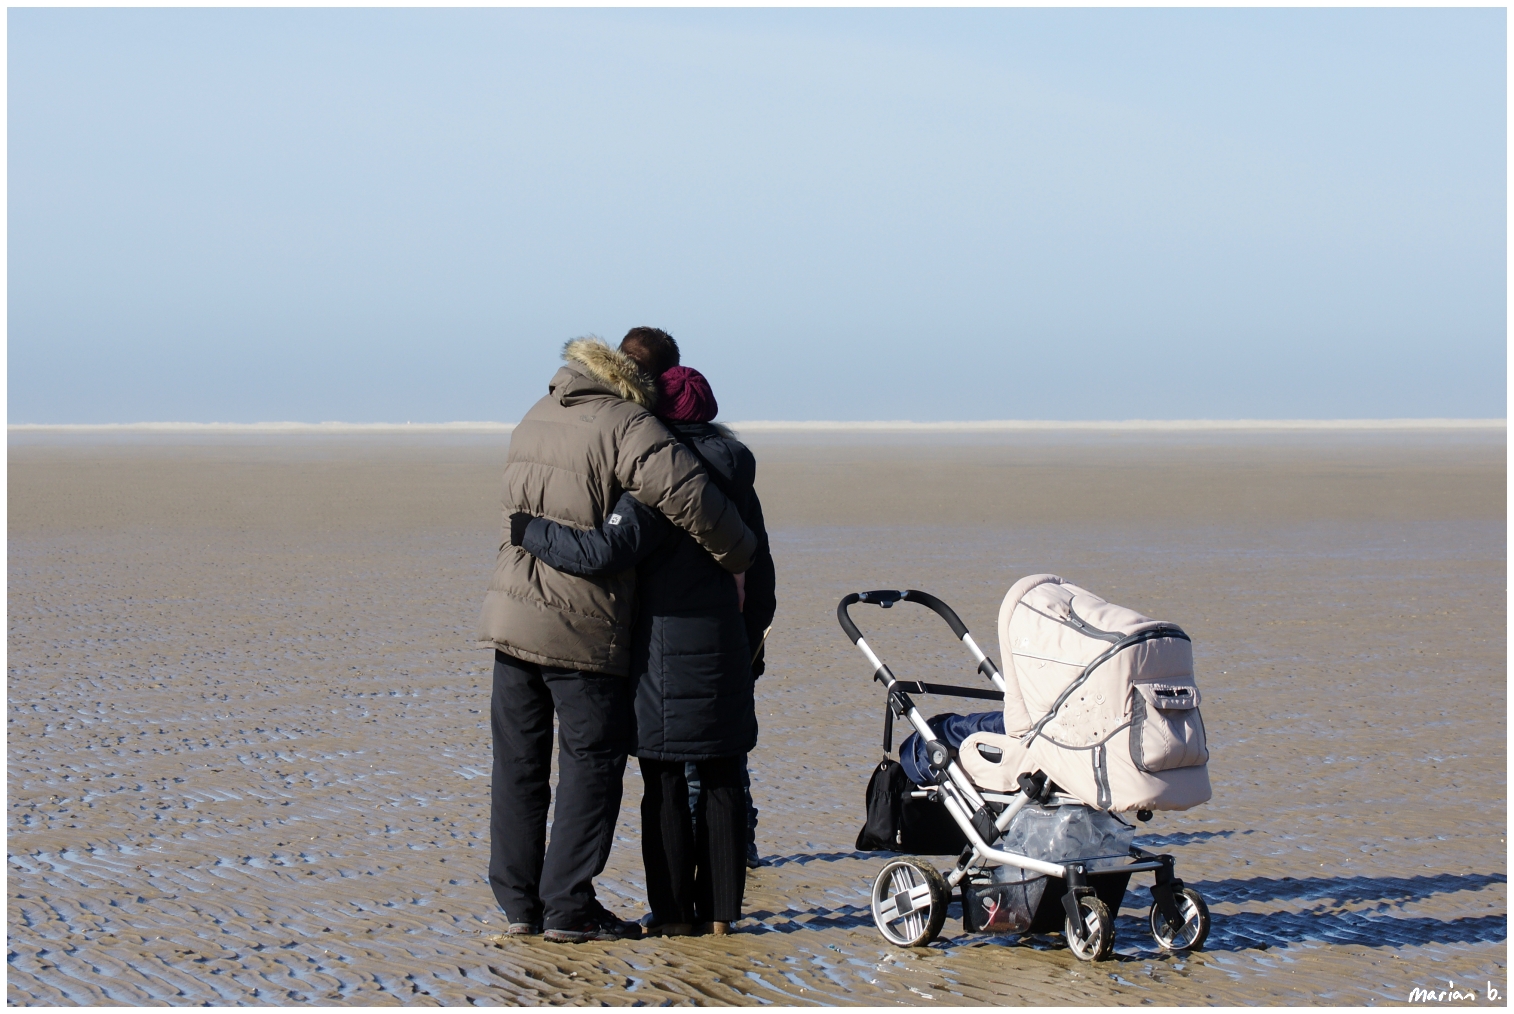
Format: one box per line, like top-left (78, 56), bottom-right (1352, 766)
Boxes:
top-left (8, 427), bottom-right (1506, 1005)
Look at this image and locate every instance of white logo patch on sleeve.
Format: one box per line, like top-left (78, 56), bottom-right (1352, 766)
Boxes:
top-left (607, 514), bottom-right (622, 525)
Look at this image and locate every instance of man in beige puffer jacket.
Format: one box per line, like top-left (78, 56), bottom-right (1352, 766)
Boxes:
top-left (478, 332), bottom-right (756, 942)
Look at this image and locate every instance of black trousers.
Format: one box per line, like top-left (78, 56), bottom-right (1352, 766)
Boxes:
top-left (684, 754), bottom-right (758, 849)
top-left (489, 651), bottom-right (634, 929)
top-left (639, 756), bottom-right (747, 925)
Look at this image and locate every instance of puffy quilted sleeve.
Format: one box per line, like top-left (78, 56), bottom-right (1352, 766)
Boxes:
top-left (613, 410), bottom-right (756, 573)
top-left (521, 491), bottom-right (666, 577)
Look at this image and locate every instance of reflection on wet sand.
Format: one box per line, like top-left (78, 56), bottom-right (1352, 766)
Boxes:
top-left (8, 429), bottom-right (1505, 1004)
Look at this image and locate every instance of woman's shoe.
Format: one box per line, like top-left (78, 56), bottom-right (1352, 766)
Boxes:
top-left (646, 922), bottom-right (697, 937)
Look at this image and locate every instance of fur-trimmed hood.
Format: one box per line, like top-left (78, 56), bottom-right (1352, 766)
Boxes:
top-left (558, 336), bottom-right (658, 409)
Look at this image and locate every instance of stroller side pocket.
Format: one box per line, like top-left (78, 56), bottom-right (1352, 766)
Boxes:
top-left (1129, 682), bottom-right (1208, 773)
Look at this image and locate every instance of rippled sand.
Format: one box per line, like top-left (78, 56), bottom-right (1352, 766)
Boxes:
top-left (8, 428), bottom-right (1506, 1005)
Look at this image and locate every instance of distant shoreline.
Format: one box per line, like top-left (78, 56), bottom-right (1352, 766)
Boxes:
top-left (7, 418), bottom-right (1506, 434)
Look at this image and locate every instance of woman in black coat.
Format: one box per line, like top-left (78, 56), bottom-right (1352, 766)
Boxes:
top-left (510, 366), bottom-right (776, 936)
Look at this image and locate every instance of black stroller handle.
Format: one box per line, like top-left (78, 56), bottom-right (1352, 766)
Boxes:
top-left (836, 593), bottom-right (866, 644)
top-left (837, 589), bottom-right (971, 644)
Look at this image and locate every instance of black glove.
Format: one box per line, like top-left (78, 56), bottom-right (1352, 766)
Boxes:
top-left (509, 512), bottom-right (535, 547)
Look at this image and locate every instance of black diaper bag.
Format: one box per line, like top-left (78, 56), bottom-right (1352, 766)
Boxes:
top-left (855, 759), bottom-right (969, 855)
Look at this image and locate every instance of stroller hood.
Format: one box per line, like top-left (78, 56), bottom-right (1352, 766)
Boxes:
top-left (994, 575), bottom-right (1212, 812)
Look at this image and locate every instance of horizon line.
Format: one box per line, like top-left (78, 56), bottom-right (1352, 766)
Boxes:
top-left (7, 418), bottom-right (1506, 434)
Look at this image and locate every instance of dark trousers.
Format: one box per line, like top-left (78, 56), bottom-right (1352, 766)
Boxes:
top-left (640, 756), bottom-right (746, 925)
top-left (489, 651), bottom-right (634, 929)
top-left (685, 753), bottom-right (758, 850)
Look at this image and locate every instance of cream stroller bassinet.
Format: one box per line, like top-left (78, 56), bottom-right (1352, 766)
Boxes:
top-left (842, 578), bottom-right (1212, 960)
top-left (958, 574), bottom-right (1212, 811)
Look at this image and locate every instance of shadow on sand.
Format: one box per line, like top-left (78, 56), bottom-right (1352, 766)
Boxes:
top-left (1187, 871), bottom-right (1505, 908)
top-left (744, 868), bottom-right (1506, 953)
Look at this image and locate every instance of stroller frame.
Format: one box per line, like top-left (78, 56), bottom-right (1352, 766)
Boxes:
top-left (839, 589), bottom-right (1209, 959)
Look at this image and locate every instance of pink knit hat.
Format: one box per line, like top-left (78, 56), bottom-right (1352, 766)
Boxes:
top-left (655, 366), bottom-right (718, 423)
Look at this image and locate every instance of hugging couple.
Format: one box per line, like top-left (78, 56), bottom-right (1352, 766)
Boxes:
top-left (476, 327), bottom-right (777, 943)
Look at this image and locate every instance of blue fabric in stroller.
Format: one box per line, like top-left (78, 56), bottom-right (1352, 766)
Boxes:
top-left (898, 711), bottom-right (1005, 785)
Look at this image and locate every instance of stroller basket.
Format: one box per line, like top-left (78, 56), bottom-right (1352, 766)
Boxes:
top-left (839, 588), bottom-right (1210, 960)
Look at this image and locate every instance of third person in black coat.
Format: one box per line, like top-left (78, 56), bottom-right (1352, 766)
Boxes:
top-left (509, 363), bottom-right (776, 936)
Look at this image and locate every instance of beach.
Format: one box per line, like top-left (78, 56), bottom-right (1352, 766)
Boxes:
top-left (7, 426), bottom-right (1506, 1005)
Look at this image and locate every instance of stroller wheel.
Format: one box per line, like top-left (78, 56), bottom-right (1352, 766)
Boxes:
top-left (1065, 895), bottom-right (1115, 962)
top-left (870, 857), bottom-right (949, 947)
top-left (1149, 887), bottom-right (1210, 952)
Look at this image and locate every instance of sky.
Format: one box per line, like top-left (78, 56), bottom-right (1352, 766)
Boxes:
top-left (8, 8), bottom-right (1506, 423)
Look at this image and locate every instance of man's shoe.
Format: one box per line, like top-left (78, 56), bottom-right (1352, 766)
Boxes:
top-left (507, 921), bottom-right (542, 937)
top-left (544, 908), bottom-right (642, 944)
top-left (745, 842), bottom-right (765, 869)
top-left (697, 921), bottom-right (733, 936)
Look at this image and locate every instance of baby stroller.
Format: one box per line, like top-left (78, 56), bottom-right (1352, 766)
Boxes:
top-left (839, 578), bottom-right (1212, 961)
